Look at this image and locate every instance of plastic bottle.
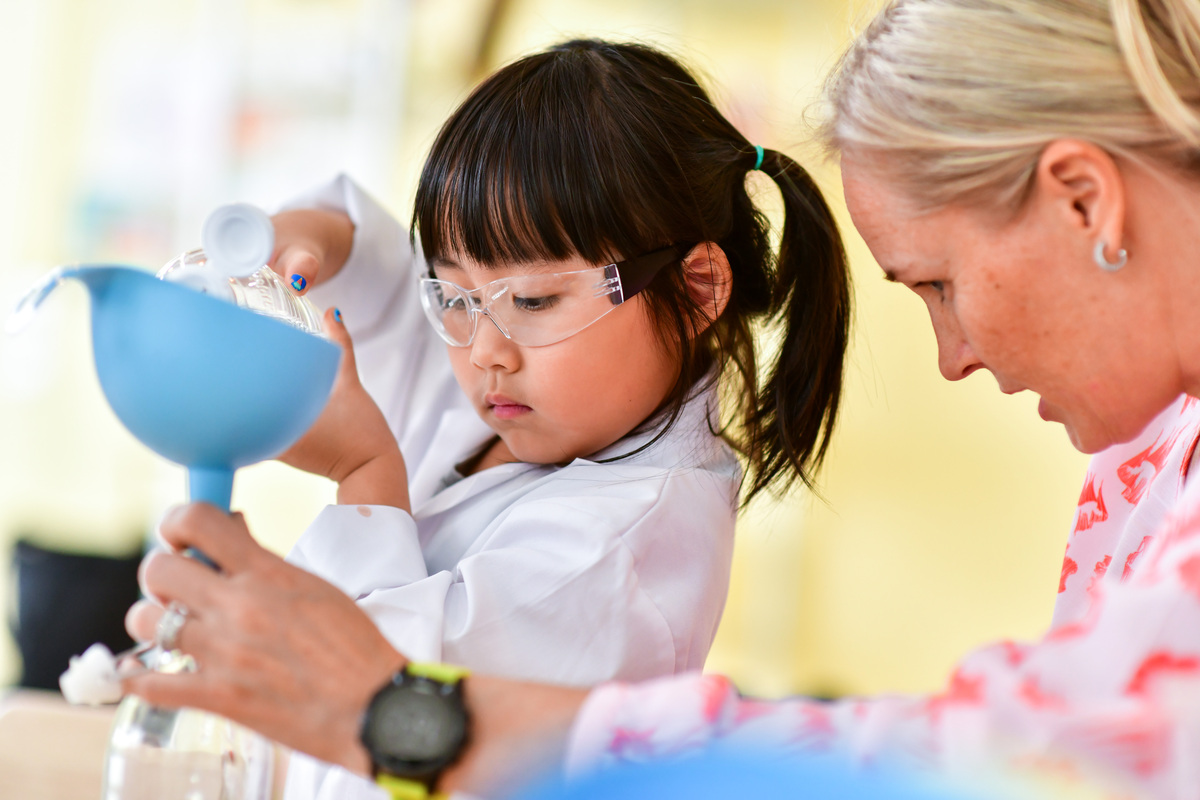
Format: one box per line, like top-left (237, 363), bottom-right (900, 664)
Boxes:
top-left (157, 202), bottom-right (325, 334)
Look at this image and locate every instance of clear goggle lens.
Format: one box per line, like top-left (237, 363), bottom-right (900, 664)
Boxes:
top-left (418, 246), bottom-right (682, 348)
top-left (419, 266), bottom-right (622, 347)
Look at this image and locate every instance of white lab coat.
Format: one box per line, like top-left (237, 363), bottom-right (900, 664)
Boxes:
top-left (280, 176), bottom-right (741, 800)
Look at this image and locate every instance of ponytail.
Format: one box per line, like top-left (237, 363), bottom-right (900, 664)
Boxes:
top-left (738, 149), bottom-right (851, 499)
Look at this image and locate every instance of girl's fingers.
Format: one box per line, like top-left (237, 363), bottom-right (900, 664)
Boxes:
top-left (323, 307), bottom-right (359, 377)
top-left (269, 209), bottom-right (354, 290)
top-left (274, 246), bottom-right (321, 295)
top-left (323, 305), bottom-right (349, 343)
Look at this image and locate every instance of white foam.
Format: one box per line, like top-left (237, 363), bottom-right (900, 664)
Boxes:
top-left (59, 642), bottom-right (123, 706)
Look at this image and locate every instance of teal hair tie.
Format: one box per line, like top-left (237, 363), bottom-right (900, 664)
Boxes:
top-left (752, 144), bottom-right (764, 171)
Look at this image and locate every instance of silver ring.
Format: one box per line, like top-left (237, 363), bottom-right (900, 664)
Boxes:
top-left (155, 603), bottom-right (189, 651)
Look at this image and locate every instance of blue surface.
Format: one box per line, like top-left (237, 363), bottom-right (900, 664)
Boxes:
top-left (57, 265), bottom-right (340, 512)
top-left (518, 752), bottom-right (974, 800)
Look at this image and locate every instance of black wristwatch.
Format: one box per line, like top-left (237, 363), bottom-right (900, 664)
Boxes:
top-left (360, 662), bottom-right (471, 800)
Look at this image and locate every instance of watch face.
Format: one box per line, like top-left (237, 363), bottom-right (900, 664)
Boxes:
top-left (363, 676), bottom-right (468, 775)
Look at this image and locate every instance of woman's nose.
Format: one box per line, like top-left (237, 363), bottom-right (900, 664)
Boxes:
top-left (469, 312), bottom-right (520, 370)
top-left (923, 302), bottom-right (985, 382)
top-left (937, 335), bottom-right (984, 381)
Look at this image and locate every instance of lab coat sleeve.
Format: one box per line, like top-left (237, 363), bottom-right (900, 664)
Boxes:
top-left (286, 505), bottom-right (428, 594)
top-left (286, 504), bottom-right (458, 668)
top-left (377, 490), bottom-right (674, 681)
top-left (318, 464), bottom-right (731, 685)
top-left (278, 174), bottom-right (462, 466)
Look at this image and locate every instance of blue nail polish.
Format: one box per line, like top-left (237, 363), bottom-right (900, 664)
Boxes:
top-left (291, 274), bottom-right (307, 292)
top-left (334, 308), bottom-right (343, 324)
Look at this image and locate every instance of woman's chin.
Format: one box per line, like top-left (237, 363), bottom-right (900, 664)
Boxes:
top-left (1049, 410), bottom-right (1105, 454)
top-left (1061, 417), bottom-right (1140, 456)
top-left (1040, 401), bottom-right (1110, 454)
top-left (1063, 424), bottom-right (1097, 454)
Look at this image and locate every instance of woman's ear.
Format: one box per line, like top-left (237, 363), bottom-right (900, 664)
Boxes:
top-left (682, 242), bottom-right (733, 336)
top-left (1035, 139), bottom-right (1127, 257)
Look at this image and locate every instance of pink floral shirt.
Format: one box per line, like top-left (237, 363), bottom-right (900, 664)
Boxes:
top-left (566, 396), bottom-right (1200, 798)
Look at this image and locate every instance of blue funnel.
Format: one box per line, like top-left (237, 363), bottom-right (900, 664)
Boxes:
top-left (10, 265), bottom-right (340, 516)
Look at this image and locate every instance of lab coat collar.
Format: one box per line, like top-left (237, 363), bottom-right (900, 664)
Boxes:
top-left (408, 409), bottom-right (496, 507)
top-left (413, 458), bottom-right (538, 520)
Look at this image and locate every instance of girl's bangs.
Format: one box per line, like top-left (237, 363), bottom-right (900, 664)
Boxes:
top-left (416, 147), bottom-right (583, 266)
top-left (413, 53), bottom-right (667, 268)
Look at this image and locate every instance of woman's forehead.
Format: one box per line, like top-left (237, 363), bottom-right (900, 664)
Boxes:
top-left (840, 152), bottom-right (921, 218)
top-left (842, 157), bottom-right (972, 274)
top-left (842, 170), bottom-right (919, 262)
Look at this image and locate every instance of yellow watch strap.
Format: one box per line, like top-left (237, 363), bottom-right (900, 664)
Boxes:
top-left (406, 661), bottom-right (471, 684)
top-left (375, 773), bottom-right (451, 800)
top-left (373, 662), bottom-right (470, 800)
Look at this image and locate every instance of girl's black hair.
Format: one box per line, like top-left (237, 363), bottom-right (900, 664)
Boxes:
top-left (412, 39), bottom-right (851, 502)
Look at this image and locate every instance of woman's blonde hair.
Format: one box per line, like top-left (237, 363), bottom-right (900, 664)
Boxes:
top-left (821, 0), bottom-right (1200, 209)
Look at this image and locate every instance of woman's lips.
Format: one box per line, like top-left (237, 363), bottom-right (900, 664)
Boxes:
top-left (1038, 397), bottom-right (1054, 422)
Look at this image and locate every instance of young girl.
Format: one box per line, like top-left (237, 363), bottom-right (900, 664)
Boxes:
top-left (271, 39), bottom-right (849, 799)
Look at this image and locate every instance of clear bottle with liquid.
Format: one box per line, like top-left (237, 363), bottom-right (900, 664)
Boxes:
top-left (104, 657), bottom-right (274, 800)
top-left (157, 247), bottom-right (325, 335)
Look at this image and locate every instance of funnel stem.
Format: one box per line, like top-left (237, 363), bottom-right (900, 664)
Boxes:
top-left (185, 466), bottom-right (234, 570)
top-left (188, 465), bottom-right (235, 511)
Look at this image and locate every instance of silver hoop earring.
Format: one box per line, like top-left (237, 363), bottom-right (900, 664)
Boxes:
top-left (1093, 240), bottom-right (1127, 272)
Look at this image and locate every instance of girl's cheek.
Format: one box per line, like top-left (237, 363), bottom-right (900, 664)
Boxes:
top-left (535, 349), bottom-right (586, 389)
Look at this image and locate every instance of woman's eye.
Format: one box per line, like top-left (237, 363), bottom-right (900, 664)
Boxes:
top-left (513, 295), bottom-right (560, 312)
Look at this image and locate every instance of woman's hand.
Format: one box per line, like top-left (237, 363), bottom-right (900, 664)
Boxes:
top-left (124, 504), bottom-right (590, 793)
top-left (124, 503), bottom-right (407, 774)
top-left (279, 308), bottom-right (411, 511)
top-left (269, 209), bottom-right (355, 293)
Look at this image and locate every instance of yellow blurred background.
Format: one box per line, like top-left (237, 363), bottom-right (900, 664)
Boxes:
top-left (0, 0), bottom-right (1088, 699)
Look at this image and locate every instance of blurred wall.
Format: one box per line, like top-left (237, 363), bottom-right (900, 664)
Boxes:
top-left (0, 0), bottom-right (1088, 697)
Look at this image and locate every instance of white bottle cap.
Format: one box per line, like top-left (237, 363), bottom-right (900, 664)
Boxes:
top-left (201, 203), bottom-right (275, 278)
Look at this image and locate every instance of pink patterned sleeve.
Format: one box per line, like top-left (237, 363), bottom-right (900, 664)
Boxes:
top-left (566, 397), bottom-right (1200, 798)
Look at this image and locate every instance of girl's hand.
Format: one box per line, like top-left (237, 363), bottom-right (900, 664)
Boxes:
top-left (279, 308), bottom-right (411, 511)
top-left (269, 209), bottom-right (355, 294)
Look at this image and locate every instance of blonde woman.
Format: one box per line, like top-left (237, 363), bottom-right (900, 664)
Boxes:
top-left (126, 1), bottom-right (1200, 796)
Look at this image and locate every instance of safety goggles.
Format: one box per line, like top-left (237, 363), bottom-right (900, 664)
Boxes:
top-left (418, 245), bottom-right (683, 347)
